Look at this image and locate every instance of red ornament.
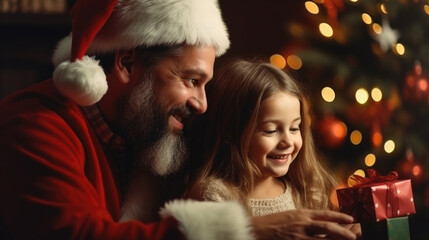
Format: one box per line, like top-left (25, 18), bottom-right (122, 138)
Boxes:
top-left (346, 100), bottom-right (394, 128)
top-left (323, 0), bottom-right (344, 29)
top-left (402, 61), bottom-right (429, 103)
top-left (315, 115), bottom-right (347, 149)
top-left (396, 148), bottom-right (415, 177)
top-left (396, 148), bottom-right (424, 185)
top-left (370, 121), bottom-right (383, 148)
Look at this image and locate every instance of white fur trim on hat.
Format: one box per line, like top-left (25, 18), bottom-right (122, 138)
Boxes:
top-left (53, 56), bottom-right (107, 106)
top-left (53, 0), bottom-right (230, 66)
top-left (160, 199), bottom-right (254, 240)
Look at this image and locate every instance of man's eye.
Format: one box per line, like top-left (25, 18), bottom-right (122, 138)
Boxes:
top-left (187, 78), bottom-right (198, 85)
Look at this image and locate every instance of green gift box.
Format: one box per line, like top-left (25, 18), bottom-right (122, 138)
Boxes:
top-left (361, 216), bottom-right (410, 240)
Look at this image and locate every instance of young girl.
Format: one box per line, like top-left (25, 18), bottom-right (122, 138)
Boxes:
top-left (184, 58), bottom-right (337, 216)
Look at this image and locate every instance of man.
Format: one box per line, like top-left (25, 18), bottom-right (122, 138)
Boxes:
top-left (0, 0), bottom-right (358, 239)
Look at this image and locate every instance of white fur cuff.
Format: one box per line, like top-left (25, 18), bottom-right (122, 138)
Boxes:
top-left (160, 199), bottom-right (254, 240)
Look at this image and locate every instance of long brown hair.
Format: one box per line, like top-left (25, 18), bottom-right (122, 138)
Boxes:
top-left (185, 58), bottom-right (336, 210)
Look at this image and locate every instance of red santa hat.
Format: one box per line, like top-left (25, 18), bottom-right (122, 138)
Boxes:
top-left (52, 0), bottom-right (230, 106)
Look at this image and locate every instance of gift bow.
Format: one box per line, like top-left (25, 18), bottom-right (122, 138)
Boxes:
top-left (350, 169), bottom-right (398, 187)
top-left (350, 169), bottom-right (401, 220)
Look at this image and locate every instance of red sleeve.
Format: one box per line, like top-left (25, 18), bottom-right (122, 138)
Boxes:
top-left (0, 96), bottom-right (184, 240)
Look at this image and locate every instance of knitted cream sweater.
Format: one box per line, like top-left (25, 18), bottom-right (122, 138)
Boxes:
top-left (201, 178), bottom-right (296, 216)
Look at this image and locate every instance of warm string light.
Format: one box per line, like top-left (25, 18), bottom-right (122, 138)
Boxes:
top-left (269, 54), bottom-right (302, 70)
top-left (303, 2), bottom-right (335, 38)
top-left (379, 3), bottom-right (387, 14)
top-left (355, 88), bottom-right (369, 104)
top-left (347, 169), bottom-right (365, 187)
top-left (319, 22), bottom-right (334, 38)
top-left (365, 153), bottom-right (376, 167)
top-left (350, 130), bottom-right (362, 145)
top-left (321, 87), bottom-right (335, 102)
top-left (287, 55), bottom-right (302, 70)
top-left (424, 4), bottom-right (429, 15)
top-left (270, 54), bottom-right (286, 69)
top-left (384, 139), bottom-right (395, 153)
top-left (355, 87), bottom-right (383, 103)
top-left (371, 87), bottom-right (382, 102)
top-left (360, 5), bottom-right (405, 55)
top-left (305, 0), bottom-right (404, 170)
top-left (361, 13), bottom-right (372, 24)
top-left (305, 1), bottom-right (319, 14)
top-left (395, 43), bottom-right (405, 55)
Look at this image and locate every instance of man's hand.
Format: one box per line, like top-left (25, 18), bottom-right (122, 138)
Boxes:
top-left (252, 209), bottom-right (357, 240)
top-left (342, 223), bottom-right (362, 240)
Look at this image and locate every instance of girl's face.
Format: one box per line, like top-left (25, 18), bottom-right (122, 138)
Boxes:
top-left (248, 91), bottom-right (302, 179)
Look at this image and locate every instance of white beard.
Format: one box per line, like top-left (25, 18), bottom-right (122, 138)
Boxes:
top-left (117, 68), bottom-right (189, 222)
top-left (119, 130), bottom-right (188, 222)
top-left (139, 129), bottom-right (187, 176)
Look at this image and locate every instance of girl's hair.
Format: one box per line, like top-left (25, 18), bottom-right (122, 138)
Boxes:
top-left (186, 58), bottom-right (336, 210)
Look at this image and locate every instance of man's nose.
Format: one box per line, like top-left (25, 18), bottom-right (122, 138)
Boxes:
top-left (187, 89), bottom-right (207, 115)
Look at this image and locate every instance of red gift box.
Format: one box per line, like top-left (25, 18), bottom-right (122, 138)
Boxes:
top-left (336, 170), bottom-right (416, 223)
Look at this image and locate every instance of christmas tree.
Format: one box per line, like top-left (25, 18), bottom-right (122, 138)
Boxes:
top-left (269, 0), bottom-right (428, 238)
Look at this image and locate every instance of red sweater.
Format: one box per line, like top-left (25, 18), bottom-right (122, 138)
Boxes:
top-left (0, 79), bottom-right (181, 239)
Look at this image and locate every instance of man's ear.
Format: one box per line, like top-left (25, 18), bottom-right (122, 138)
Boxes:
top-left (114, 49), bottom-right (134, 84)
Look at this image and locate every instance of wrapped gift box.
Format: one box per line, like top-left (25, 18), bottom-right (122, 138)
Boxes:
top-left (361, 216), bottom-right (410, 240)
top-left (337, 177), bottom-right (416, 222)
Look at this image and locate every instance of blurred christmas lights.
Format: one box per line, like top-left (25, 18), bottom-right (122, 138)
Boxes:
top-left (364, 153), bottom-right (376, 167)
top-left (384, 139), bottom-right (395, 153)
top-left (305, 1), bottom-right (319, 14)
top-left (321, 87), bottom-right (336, 102)
top-left (270, 54), bottom-right (286, 69)
top-left (355, 88), bottom-right (369, 104)
top-left (319, 23), bottom-right (334, 37)
top-left (350, 130), bottom-right (362, 145)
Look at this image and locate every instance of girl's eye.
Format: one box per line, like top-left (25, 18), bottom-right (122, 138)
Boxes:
top-left (290, 127), bottom-right (300, 133)
top-left (263, 130), bottom-right (277, 134)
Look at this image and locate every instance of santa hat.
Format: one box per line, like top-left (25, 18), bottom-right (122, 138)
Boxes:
top-left (52, 0), bottom-right (230, 106)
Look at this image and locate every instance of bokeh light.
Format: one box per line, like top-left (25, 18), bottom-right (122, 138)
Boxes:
top-left (355, 88), bottom-right (369, 104)
top-left (372, 23), bottom-right (382, 34)
top-left (361, 13), bottom-right (372, 24)
top-left (321, 87), bottom-right (335, 102)
top-left (364, 153), bottom-right (376, 167)
top-left (347, 169), bottom-right (365, 187)
top-left (413, 164), bottom-right (422, 177)
top-left (319, 23), bottom-right (333, 37)
top-left (354, 169), bottom-right (365, 177)
top-left (305, 1), bottom-right (319, 14)
top-left (287, 55), bottom-right (302, 70)
top-left (384, 139), bottom-right (395, 153)
top-left (372, 131), bottom-right (383, 147)
top-left (270, 54), bottom-right (286, 69)
top-left (350, 130), bottom-right (362, 145)
top-left (380, 4), bottom-right (387, 14)
top-left (371, 87), bottom-right (382, 102)
top-left (395, 43), bottom-right (405, 55)
top-left (425, 4), bottom-right (429, 15)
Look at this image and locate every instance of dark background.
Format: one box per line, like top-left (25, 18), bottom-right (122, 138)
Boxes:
top-left (1, 1), bottom-right (427, 239)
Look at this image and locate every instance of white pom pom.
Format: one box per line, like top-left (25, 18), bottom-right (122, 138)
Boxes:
top-left (53, 56), bottom-right (107, 106)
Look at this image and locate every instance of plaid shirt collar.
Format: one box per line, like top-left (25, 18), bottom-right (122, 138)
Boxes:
top-left (81, 104), bottom-right (125, 152)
